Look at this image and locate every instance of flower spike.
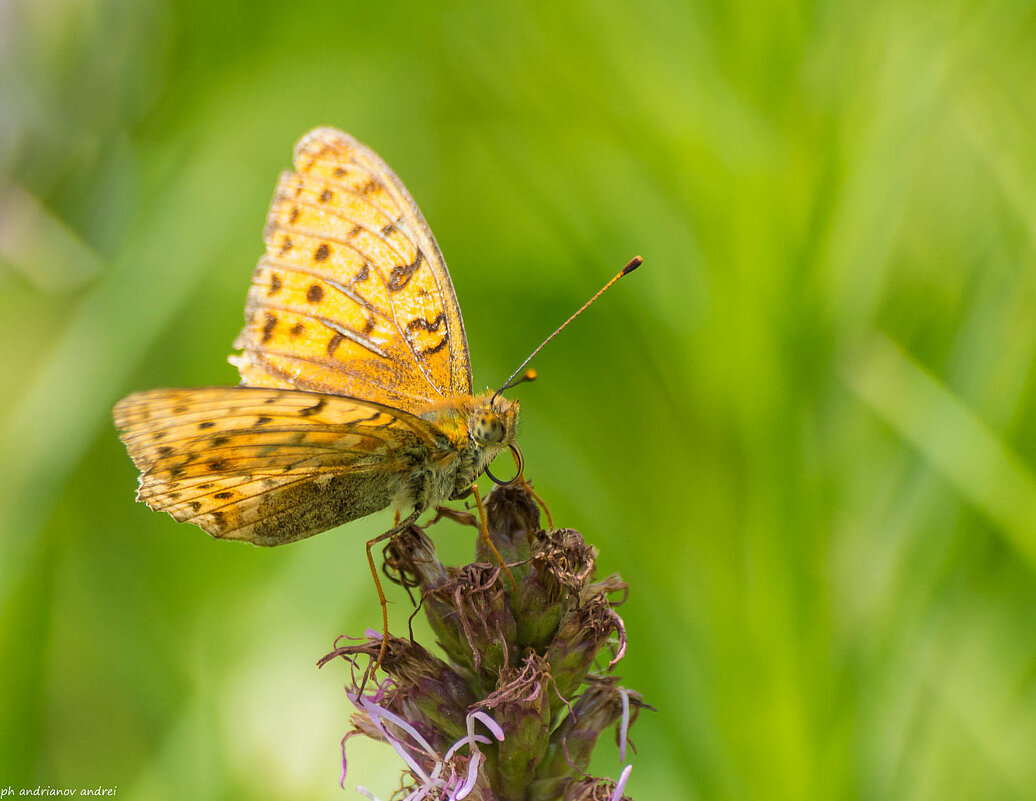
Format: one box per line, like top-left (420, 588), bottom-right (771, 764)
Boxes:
top-left (323, 481), bottom-right (648, 800)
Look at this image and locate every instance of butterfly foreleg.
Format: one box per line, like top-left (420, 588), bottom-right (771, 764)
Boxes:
top-left (520, 477), bottom-right (555, 532)
top-left (367, 508), bottom-right (422, 673)
top-left (429, 505), bottom-right (479, 528)
top-left (469, 483), bottom-right (517, 590)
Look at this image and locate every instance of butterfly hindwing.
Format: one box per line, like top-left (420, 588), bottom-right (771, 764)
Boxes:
top-left (230, 127), bottom-right (472, 412)
top-left (113, 387), bottom-right (448, 545)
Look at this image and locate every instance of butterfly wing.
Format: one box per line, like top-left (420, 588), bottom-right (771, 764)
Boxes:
top-left (230, 127), bottom-right (472, 412)
top-left (113, 387), bottom-right (449, 546)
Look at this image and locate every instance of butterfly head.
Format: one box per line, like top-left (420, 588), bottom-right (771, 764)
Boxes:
top-left (471, 393), bottom-right (523, 486)
top-left (471, 394), bottom-right (519, 448)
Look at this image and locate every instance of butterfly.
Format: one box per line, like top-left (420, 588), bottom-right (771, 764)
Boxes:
top-left (114, 128), bottom-right (524, 553)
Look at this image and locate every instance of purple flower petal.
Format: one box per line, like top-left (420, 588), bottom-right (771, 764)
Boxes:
top-left (609, 764), bottom-right (633, 801)
top-left (339, 732), bottom-right (357, 788)
top-left (361, 698), bottom-right (437, 756)
top-left (362, 703), bottom-right (430, 782)
top-left (618, 689), bottom-right (631, 761)
top-left (449, 752), bottom-right (482, 801)
top-left (444, 734), bottom-right (491, 762)
top-left (467, 710), bottom-right (505, 742)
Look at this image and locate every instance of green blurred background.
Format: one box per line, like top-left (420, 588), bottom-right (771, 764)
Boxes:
top-left (2, 1), bottom-right (1036, 799)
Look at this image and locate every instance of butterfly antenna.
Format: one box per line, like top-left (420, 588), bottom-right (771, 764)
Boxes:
top-left (495, 256), bottom-right (643, 398)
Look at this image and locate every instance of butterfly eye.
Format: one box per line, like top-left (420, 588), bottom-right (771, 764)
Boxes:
top-left (474, 413), bottom-right (505, 445)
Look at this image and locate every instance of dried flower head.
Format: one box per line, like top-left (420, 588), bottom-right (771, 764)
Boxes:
top-left (321, 481), bottom-right (646, 800)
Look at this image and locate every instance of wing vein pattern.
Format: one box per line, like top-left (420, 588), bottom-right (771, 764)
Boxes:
top-left (230, 127), bottom-right (472, 412)
top-left (113, 387), bottom-right (454, 545)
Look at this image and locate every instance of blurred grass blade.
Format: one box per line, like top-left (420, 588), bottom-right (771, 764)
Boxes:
top-left (843, 332), bottom-right (1036, 569)
top-left (0, 182), bottom-right (103, 292)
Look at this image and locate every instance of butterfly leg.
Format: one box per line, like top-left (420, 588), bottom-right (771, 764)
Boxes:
top-left (429, 505), bottom-right (479, 528)
top-left (521, 478), bottom-right (555, 531)
top-left (366, 509), bottom-right (422, 672)
top-left (470, 483), bottom-right (518, 590)
top-left (502, 445), bottom-right (554, 531)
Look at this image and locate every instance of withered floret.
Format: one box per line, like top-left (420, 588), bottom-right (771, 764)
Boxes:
top-left (321, 481), bottom-right (645, 801)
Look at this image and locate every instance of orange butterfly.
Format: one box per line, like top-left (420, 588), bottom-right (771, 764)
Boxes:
top-left (115, 128), bottom-right (521, 551)
top-left (114, 128), bottom-right (640, 616)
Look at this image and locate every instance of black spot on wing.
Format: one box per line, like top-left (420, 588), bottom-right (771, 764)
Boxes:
top-left (299, 399), bottom-right (326, 417)
top-left (262, 312), bottom-right (277, 343)
top-left (387, 251), bottom-right (424, 293)
top-left (406, 313), bottom-right (449, 356)
top-left (405, 313), bottom-right (446, 334)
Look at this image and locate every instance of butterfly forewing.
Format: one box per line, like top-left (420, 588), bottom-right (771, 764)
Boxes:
top-left (231, 128), bottom-right (472, 412)
top-left (113, 387), bottom-right (449, 545)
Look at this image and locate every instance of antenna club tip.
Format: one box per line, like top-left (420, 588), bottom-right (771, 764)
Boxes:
top-left (622, 256), bottom-right (644, 275)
